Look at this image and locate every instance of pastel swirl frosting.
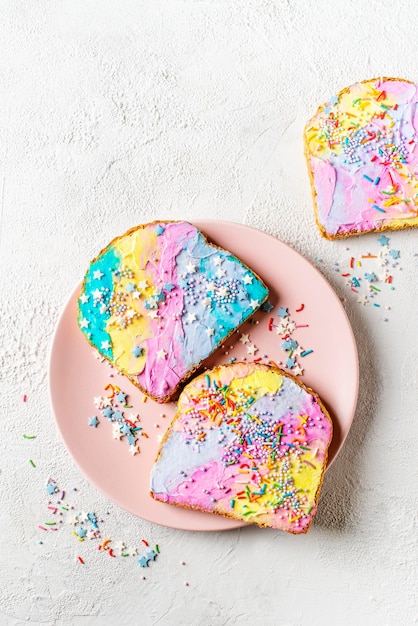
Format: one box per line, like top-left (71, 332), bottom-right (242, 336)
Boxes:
top-left (150, 363), bottom-right (332, 533)
top-left (305, 78), bottom-right (418, 237)
top-left (77, 222), bottom-right (269, 402)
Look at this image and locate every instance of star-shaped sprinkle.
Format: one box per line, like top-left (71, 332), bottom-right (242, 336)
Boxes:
top-left (129, 413), bottom-right (140, 422)
top-left (138, 556), bottom-right (148, 567)
top-left (132, 346), bottom-right (143, 357)
top-left (285, 357), bottom-right (295, 368)
top-left (77, 527), bottom-right (87, 539)
top-left (91, 288), bottom-right (103, 300)
top-left (147, 310), bottom-right (159, 319)
top-left (163, 282), bottom-right (174, 292)
top-left (186, 313), bottom-right (197, 323)
top-left (239, 333), bottom-right (250, 344)
top-left (128, 547), bottom-right (138, 557)
top-left (250, 299), bottom-right (260, 309)
top-left (186, 261), bottom-right (197, 274)
top-left (286, 320), bottom-right (296, 333)
top-left (46, 482), bottom-right (56, 495)
top-left (145, 549), bottom-right (157, 562)
top-left (79, 294), bottom-right (89, 304)
top-left (246, 344), bottom-right (258, 355)
top-left (357, 295), bottom-right (369, 305)
top-left (202, 297), bottom-right (212, 307)
top-left (113, 541), bottom-right (126, 553)
top-left (88, 416), bottom-right (99, 428)
top-left (112, 424), bottom-right (123, 440)
top-left (120, 422), bottom-right (132, 436)
top-left (125, 282), bottom-right (136, 293)
top-left (389, 249), bottom-right (400, 259)
top-left (101, 340), bottom-right (111, 350)
top-left (329, 95), bottom-right (339, 106)
top-left (261, 300), bottom-right (274, 312)
top-left (156, 349), bottom-right (167, 359)
top-left (86, 529), bottom-right (98, 540)
top-left (127, 434), bottom-right (137, 445)
top-left (277, 307), bottom-right (289, 318)
top-left (293, 364), bottom-right (304, 376)
top-left (129, 445), bottom-right (139, 456)
top-left (213, 256), bottom-right (223, 266)
top-left (79, 318), bottom-right (90, 329)
top-left (137, 280), bottom-right (148, 291)
top-left (112, 410), bottom-right (123, 421)
top-left (275, 322), bottom-right (289, 336)
top-left (116, 392), bottom-right (127, 403)
top-left (216, 268), bottom-right (226, 279)
top-left (364, 273), bottom-right (377, 282)
top-left (93, 270), bottom-right (104, 280)
top-left (155, 225), bottom-right (165, 236)
top-left (67, 515), bottom-right (79, 525)
top-left (378, 235), bottom-right (389, 246)
top-left (218, 286), bottom-right (229, 298)
top-left (205, 327), bottom-right (215, 337)
top-left (242, 274), bottom-right (253, 285)
top-left (93, 396), bottom-right (103, 408)
top-left (78, 512), bottom-right (89, 523)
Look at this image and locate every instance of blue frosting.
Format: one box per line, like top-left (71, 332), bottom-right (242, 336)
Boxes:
top-left (78, 246), bottom-right (121, 359)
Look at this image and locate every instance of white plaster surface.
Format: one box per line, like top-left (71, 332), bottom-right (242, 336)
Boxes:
top-left (1, 1), bottom-right (417, 625)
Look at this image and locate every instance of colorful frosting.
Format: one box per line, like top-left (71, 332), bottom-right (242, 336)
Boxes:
top-left (150, 363), bottom-right (332, 533)
top-left (305, 78), bottom-right (418, 237)
top-left (77, 222), bottom-right (269, 402)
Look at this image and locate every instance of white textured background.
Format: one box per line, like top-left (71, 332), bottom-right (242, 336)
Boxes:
top-left (1, 1), bottom-right (417, 625)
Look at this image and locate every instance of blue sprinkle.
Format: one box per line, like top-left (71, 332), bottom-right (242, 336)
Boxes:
top-left (301, 350), bottom-right (313, 357)
top-left (363, 175), bottom-right (373, 182)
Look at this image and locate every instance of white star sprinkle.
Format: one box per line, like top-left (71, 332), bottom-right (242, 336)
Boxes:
top-left (91, 288), bottom-right (103, 300)
top-left (93, 270), bottom-right (104, 280)
top-left (79, 294), bottom-right (89, 304)
top-left (137, 280), bottom-right (148, 291)
top-left (213, 256), bottom-right (223, 266)
top-left (216, 268), bottom-right (226, 279)
top-left (250, 299), bottom-right (260, 309)
top-left (357, 295), bottom-right (369, 305)
top-left (239, 333), bottom-right (250, 344)
top-left (156, 349), bottom-right (167, 359)
top-left (93, 396), bottom-right (103, 407)
top-left (129, 445), bottom-right (139, 456)
top-left (246, 344), bottom-right (258, 355)
top-left (293, 364), bottom-right (304, 376)
top-left (243, 274), bottom-right (253, 285)
top-left (202, 297), bottom-right (212, 307)
top-left (79, 318), bottom-right (89, 329)
top-left (147, 310), bottom-right (159, 319)
top-left (99, 304), bottom-right (107, 314)
top-left (129, 413), bottom-right (140, 422)
top-left (205, 327), bottom-right (215, 337)
top-left (186, 261), bottom-right (197, 273)
top-left (186, 313), bottom-right (197, 323)
top-left (101, 340), bottom-right (111, 350)
top-left (112, 424), bottom-right (123, 440)
top-left (218, 287), bottom-right (229, 298)
top-left (286, 320), bottom-right (296, 333)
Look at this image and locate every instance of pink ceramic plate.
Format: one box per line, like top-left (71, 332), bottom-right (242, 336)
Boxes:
top-left (49, 220), bottom-right (358, 531)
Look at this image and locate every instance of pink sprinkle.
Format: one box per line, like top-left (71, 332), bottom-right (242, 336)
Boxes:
top-left (351, 288), bottom-right (358, 293)
top-left (23, 395), bottom-right (27, 402)
top-left (48, 506), bottom-right (57, 514)
top-left (295, 324), bottom-right (309, 328)
top-left (38, 525), bottom-right (47, 531)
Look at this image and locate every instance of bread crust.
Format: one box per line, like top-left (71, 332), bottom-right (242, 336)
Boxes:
top-left (77, 221), bottom-right (269, 403)
top-left (304, 77), bottom-right (418, 240)
top-left (150, 362), bottom-right (333, 533)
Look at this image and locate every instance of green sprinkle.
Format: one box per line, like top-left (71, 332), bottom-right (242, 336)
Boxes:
top-left (44, 521), bottom-right (56, 526)
top-left (230, 500), bottom-right (235, 508)
top-left (29, 459), bottom-right (36, 468)
top-left (23, 434), bottom-right (36, 439)
top-left (299, 446), bottom-right (310, 451)
top-left (370, 285), bottom-right (380, 292)
top-left (62, 506), bottom-right (69, 511)
top-left (307, 506), bottom-right (313, 514)
top-left (122, 553), bottom-right (129, 557)
top-left (123, 405), bottom-right (133, 408)
top-left (242, 510), bottom-right (255, 516)
top-left (154, 544), bottom-right (160, 554)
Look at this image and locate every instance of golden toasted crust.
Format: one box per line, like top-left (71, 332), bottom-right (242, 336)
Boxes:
top-left (150, 362), bottom-right (333, 533)
top-left (304, 77), bottom-right (418, 240)
top-left (77, 221), bottom-right (269, 403)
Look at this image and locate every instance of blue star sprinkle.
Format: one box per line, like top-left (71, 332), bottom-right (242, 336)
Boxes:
top-left (131, 346), bottom-right (143, 357)
top-left (145, 549), bottom-right (157, 562)
top-left (138, 556), bottom-right (149, 568)
top-left (120, 423), bottom-right (132, 436)
top-left (46, 482), bottom-right (56, 495)
top-left (364, 272), bottom-right (377, 282)
top-left (125, 282), bottom-right (136, 293)
top-left (102, 407), bottom-right (113, 420)
top-left (127, 434), bottom-right (137, 445)
top-left (163, 282), bottom-right (174, 292)
top-left (389, 249), bottom-right (400, 259)
top-left (116, 392), bottom-right (127, 403)
top-left (112, 410), bottom-right (123, 421)
top-left (378, 235), bottom-right (389, 246)
top-left (261, 300), bottom-right (274, 312)
top-left (88, 416), bottom-right (99, 428)
top-left (155, 225), bottom-right (165, 236)
top-left (77, 527), bottom-right (87, 539)
top-left (285, 357), bottom-right (295, 368)
top-left (277, 307), bottom-right (289, 318)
